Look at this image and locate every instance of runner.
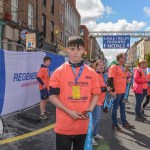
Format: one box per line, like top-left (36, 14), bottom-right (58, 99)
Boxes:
top-left (107, 53), bottom-right (134, 131)
top-left (49, 36), bottom-right (100, 150)
top-left (36, 56), bottom-right (51, 120)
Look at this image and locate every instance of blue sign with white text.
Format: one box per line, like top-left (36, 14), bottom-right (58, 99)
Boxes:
top-left (103, 35), bottom-right (130, 49)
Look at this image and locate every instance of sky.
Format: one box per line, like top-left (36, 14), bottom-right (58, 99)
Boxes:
top-left (76, 0), bottom-right (150, 64)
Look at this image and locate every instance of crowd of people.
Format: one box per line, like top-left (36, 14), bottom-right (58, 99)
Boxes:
top-left (36, 36), bottom-right (150, 150)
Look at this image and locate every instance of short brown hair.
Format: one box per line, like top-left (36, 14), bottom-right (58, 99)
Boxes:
top-left (67, 36), bottom-right (84, 48)
top-left (43, 56), bottom-right (51, 63)
top-left (116, 53), bottom-right (125, 61)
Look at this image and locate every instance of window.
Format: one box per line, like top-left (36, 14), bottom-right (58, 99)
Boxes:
top-left (42, 14), bottom-right (46, 37)
top-left (28, 3), bottom-right (33, 27)
top-left (51, 0), bottom-right (54, 14)
top-left (51, 21), bottom-right (54, 42)
top-left (60, 12), bottom-right (63, 23)
top-left (80, 28), bottom-right (84, 36)
top-left (11, 0), bottom-right (18, 22)
top-left (60, 31), bottom-right (63, 40)
top-left (43, 0), bottom-right (46, 6)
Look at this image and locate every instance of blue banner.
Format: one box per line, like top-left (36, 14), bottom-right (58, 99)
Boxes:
top-left (46, 52), bottom-right (65, 75)
top-left (103, 35), bottom-right (130, 49)
top-left (0, 49), bottom-right (5, 114)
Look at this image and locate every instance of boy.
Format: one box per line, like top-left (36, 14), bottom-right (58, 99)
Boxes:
top-left (49, 36), bottom-right (100, 150)
top-left (37, 56), bottom-right (51, 119)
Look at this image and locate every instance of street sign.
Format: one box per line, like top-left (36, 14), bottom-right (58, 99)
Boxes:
top-left (20, 30), bottom-right (29, 40)
top-left (103, 35), bottom-right (130, 49)
top-left (26, 33), bottom-right (36, 50)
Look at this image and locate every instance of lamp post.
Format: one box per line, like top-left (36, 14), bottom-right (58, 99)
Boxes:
top-left (90, 35), bottom-right (93, 60)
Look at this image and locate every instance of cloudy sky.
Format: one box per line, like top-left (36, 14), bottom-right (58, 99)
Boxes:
top-left (76, 0), bottom-right (150, 64)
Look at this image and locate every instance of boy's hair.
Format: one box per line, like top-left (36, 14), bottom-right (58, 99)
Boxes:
top-left (43, 56), bottom-right (51, 63)
top-left (67, 36), bottom-right (84, 48)
top-left (116, 52), bottom-right (125, 61)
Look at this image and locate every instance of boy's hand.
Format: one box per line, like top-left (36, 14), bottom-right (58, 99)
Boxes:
top-left (67, 110), bottom-right (83, 120)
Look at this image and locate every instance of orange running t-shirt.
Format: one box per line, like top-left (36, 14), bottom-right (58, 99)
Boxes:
top-left (97, 73), bottom-right (106, 106)
top-left (108, 64), bottom-right (126, 94)
top-left (49, 62), bottom-right (100, 135)
top-left (37, 66), bottom-right (49, 90)
top-left (147, 73), bottom-right (150, 95)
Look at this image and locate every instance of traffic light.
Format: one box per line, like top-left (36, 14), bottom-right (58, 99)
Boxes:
top-left (36, 31), bottom-right (44, 49)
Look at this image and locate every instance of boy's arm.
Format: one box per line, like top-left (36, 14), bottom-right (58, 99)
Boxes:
top-left (87, 94), bottom-right (99, 112)
top-left (37, 68), bottom-right (46, 87)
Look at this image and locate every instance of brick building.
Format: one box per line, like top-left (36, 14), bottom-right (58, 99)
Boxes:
top-left (64, 0), bottom-right (80, 46)
top-left (0, 0), bottom-right (80, 53)
top-left (80, 25), bottom-right (89, 56)
top-left (2, 0), bottom-right (37, 51)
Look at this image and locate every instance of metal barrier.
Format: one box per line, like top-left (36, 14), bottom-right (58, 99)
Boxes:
top-left (0, 41), bottom-right (26, 51)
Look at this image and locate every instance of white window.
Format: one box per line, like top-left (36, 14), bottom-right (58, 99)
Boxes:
top-left (60, 12), bottom-right (63, 23)
top-left (28, 3), bottom-right (34, 27)
top-left (11, 0), bottom-right (18, 22)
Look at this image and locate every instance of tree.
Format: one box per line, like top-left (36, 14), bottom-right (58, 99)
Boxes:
top-left (146, 53), bottom-right (150, 68)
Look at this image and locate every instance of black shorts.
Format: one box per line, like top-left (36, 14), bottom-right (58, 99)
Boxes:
top-left (40, 89), bottom-right (48, 100)
top-left (56, 133), bottom-right (86, 150)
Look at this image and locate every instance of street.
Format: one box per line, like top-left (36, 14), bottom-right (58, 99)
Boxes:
top-left (0, 91), bottom-right (150, 150)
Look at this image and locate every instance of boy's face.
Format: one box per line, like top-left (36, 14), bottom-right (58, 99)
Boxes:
top-left (45, 59), bottom-right (51, 67)
top-left (67, 45), bottom-right (85, 63)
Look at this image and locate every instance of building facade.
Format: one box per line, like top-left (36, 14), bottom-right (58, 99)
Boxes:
top-left (137, 38), bottom-right (150, 60)
top-left (127, 39), bottom-right (143, 64)
top-left (1, 0), bottom-right (80, 53)
top-left (90, 37), bottom-right (104, 61)
top-left (64, 0), bottom-right (80, 46)
top-left (80, 25), bottom-right (89, 57)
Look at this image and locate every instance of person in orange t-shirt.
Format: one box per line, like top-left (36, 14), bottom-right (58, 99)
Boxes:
top-left (107, 53), bottom-right (134, 131)
top-left (92, 60), bottom-right (107, 145)
top-left (36, 56), bottom-right (51, 120)
top-left (49, 36), bottom-right (100, 150)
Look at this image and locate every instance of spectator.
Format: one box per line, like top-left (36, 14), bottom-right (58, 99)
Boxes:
top-left (124, 63), bottom-right (132, 102)
top-left (133, 59), bottom-right (149, 122)
top-left (92, 60), bottom-right (106, 145)
top-left (107, 53), bottom-right (134, 131)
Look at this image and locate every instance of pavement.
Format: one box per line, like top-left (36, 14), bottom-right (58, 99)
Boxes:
top-left (0, 91), bottom-right (150, 150)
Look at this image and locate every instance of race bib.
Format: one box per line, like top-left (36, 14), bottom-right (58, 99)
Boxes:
top-left (72, 85), bottom-right (80, 99)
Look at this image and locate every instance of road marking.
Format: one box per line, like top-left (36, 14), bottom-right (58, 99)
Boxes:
top-left (0, 123), bottom-right (55, 145)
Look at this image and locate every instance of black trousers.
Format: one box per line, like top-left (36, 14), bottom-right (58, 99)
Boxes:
top-left (143, 95), bottom-right (150, 109)
top-left (56, 133), bottom-right (86, 150)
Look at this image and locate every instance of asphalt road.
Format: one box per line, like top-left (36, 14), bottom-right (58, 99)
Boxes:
top-left (0, 91), bottom-right (150, 150)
